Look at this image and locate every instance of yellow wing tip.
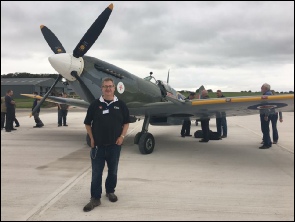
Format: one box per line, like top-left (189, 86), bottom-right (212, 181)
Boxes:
top-left (108, 3), bottom-right (113, 10)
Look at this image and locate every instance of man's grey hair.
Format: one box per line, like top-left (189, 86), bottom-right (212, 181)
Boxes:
top-left (262, 83), bottom-right (271, 91)
top-left (102, 77), bottom-right (114, 85)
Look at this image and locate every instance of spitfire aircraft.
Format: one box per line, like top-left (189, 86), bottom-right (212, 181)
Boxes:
top-left (22, 3), bottom-right (294, 154)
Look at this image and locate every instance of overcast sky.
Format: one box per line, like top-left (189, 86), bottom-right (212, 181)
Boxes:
top-left (1, 1), bottom-right (294, 92)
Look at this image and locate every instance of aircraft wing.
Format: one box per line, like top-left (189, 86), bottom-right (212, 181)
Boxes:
top-left (129, 94), bottom-right (294, 119)
top-left (21, 94), bottom-right (90, 108)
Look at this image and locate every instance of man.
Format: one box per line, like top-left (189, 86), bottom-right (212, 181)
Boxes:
top-left (216, 90), bottom-right (227, 138)
top-left (83, 77), bottom-right (130, 212)
top-left (1, 96), bottom-right (6, 130)
top-left (4, 89), bottom-right (16, 132)
top-left (58, 93), bottom-right (69, 127)
top-left (199, 90), bottom-right (210, 142)
top-left (259, 83), bottom-right (272, 149)
top-left (180, 92), bottom-right (196, 137)
top-left (32, 92), bottom-right (44, 128)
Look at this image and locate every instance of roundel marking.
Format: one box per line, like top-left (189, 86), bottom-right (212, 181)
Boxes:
top-left (117, 82), bottom-right (125, 94)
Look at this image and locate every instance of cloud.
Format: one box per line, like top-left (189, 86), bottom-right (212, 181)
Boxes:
top-left (1, 1), bottom-right (294, 92)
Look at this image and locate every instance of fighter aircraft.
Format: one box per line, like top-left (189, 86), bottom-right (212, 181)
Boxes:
top-left (22, 3), bottom-right (294, 154)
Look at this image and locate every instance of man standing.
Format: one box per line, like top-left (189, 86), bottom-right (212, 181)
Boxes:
top-left (180, 92), bottom-right (196, 137)
top-left (32, 92), bottom-right (44, 128)
top-left (216, 90), bottom-right (227, 138)
top-left (83, 77), bottom-right (130, 212)
top-left (259, 83), bottom-right (272, 149)
top-left (1, 96), bottom-right (6, 130)
top-left (4, 89), bottom-right (16, 132)
top-left (58, 93), bottom-right (69, 127)
top-left (199, 90), bottom-right (210, 142)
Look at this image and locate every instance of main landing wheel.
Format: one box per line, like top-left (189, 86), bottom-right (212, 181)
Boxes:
top-left (138, 133), bottom-right (155, 154)
top-left (134, 132), bottom-right (142, 144)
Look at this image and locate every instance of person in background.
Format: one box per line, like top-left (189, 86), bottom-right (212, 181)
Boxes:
top-left (1, 96), bottom-right (6, 130)
top-left (32, 92), bottom-right (44, 128)
top-left (4, 89), bottom-right (16, 132)
top-left (216, 90), bottom-right (227, 138)
top-left (58, 93), bottom-right (70, 127)
top-left (199, 90), bottom-right (210, 142)
top-left (259, 83), bottom-right (272, 149)
top-left (180, 92), bottom-right (197, 137)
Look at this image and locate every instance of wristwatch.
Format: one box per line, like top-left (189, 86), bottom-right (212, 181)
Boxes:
top-left (120, 135), bottom-right (125, 139)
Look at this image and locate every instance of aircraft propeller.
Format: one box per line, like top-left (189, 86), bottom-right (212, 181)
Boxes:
top-left (31, 4), bottom-right (113, 117)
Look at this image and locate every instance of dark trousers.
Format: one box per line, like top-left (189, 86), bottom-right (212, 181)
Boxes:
top-left (58, 110), bottom-right (68, 125)
top-left (216, 117), bottom-right (227, 137)
top-left (181, 120), bottom-right (191, 136)
top-left (14, 117), bottom-right (19, 126)
top-left (260, 114), bottom-right (272, 147)
top-left (201, 119), bottom-right (210, 141)
top-left (270, 113), bottom-right (279, 142)
top-left (1, 112), bottom-right (6, 128)
top-left (33, 112), bottom-right (44, 126)
top-left (90, 144), bottom-right (121, 199)
top-left (5, 110), bottom-right (15, 130)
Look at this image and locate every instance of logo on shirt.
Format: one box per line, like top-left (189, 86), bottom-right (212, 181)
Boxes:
top-left (114, 106), bottom-right (120, 109)
top-left (99, 106), bottom-right (102, 109)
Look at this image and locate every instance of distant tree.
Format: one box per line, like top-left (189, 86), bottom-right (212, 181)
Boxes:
top-left (289, 91), bottom-right (294, 94)
top-left (207, 89), bottom-right (212, 93)
top-left (1, 72), bottom-right (58, 78)
top-left (248, 90), bottom-right (252, 93)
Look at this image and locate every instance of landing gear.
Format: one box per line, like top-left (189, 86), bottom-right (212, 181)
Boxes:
top-left (135, 115), bottom-right (155, 154)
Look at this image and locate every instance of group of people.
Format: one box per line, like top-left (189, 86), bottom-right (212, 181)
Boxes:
top-left (180, 84), bottom-right (282, 148)
top-left (1, 90), bottom-right (70, 131)
top-left (180, 89), bottom-right (227, 142)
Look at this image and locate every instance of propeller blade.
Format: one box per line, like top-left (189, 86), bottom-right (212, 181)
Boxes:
top-left (31, 75), bottom-right (62, 117)
top-left (167, 69), bottom-right (170, 84)
top-left (73, 3), bottom-right (113, 58)
top-left (71, 71), bottom-right (95, 103)
top-left (40, 25), bottom-right (66, 54)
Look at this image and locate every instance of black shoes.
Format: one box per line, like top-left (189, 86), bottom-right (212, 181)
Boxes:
top-left (181, 134), bottom-right (185, 137)
top-left (259, 145), bottom-right (271, 149)
top-left (5, 129), bottom-right (11, 132)
top-left (106, 193), bottom-right (118, 202)
top-left (199, 139), bottom-right (209, 143)
top-left (63, 124), bottom-right (68, 126)
top-left (58, 125), bottom-right (62, 127)
top-left (83, 197), bottom-right (101, 212)
top-left (273, 141), bottom-right (278, 144)
top-left (185, 134), bottom-right (192, 137)
top-left (11, 128), bottom-right (17, 130)
top-left (15, 125), bottom-right (20, 127)
top-left (221, 135), bottom-right (227, 138)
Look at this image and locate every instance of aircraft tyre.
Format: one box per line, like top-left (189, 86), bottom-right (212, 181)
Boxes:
top-left (138, 132), bottom-right (155, 154)
top-left (134, 132), bottom-right (142, 144)
top-left (86, 134), bottom-right (91, 147)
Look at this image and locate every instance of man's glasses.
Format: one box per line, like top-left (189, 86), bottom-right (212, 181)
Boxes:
top-left (102, 85), bottom-right (114, 89)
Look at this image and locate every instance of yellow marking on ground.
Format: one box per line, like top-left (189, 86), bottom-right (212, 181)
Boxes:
top-left (191, 94), bottom-right (294, 106)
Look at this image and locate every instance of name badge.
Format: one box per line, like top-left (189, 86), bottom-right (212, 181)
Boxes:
top-left (103, 109), bottom-right (109, 114)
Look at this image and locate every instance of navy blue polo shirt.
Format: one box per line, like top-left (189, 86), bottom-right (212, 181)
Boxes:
top-left (84, 96), bottom-right (130, 146)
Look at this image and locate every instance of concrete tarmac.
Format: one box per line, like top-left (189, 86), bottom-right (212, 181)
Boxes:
top-left (1, 108), bottom-right (294, 221)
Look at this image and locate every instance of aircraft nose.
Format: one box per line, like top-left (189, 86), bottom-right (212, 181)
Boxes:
top-left (48, 53), bottom-right (84, 81)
